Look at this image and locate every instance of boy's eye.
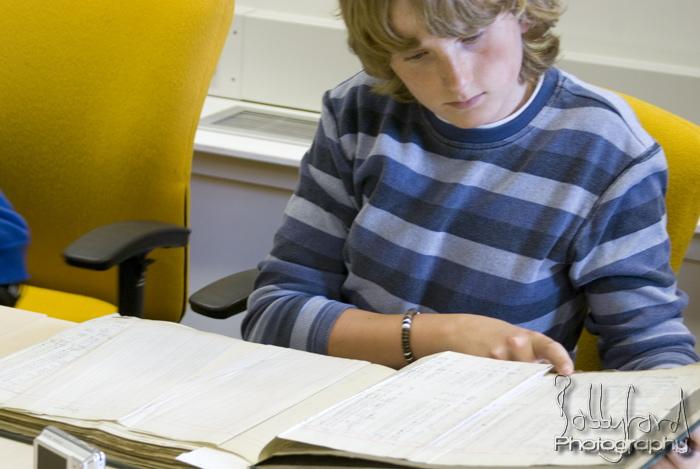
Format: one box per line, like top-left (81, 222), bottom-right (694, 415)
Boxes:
top-left (459, 32), bottom-right (483, 44)
top-left (404, 51), bottom-right (427, 62)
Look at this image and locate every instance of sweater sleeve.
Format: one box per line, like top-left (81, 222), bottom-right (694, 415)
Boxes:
top-left (0, 191), bottom-right (29, 284)
top-left (568, 146), bottom-right (699, 370)
top-left (242, 92), bottom-right (359, 354)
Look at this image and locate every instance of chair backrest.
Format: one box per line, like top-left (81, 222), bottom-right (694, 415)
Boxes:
top-left (0, 0), bottom-right (234, 321)
top-left (575, 94), bottom-right (700, 371)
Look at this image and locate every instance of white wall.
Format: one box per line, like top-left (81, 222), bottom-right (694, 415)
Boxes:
top-left (555, 0), bottom-right (700, 124)
top-left (226, 0), bottom-right (700, 123)
top-left (236, 0), bottom-right (700, 67)
top-left (556, 0), bottom-right (699, 68)
top-left (237, 0), bottom-right (338, 17)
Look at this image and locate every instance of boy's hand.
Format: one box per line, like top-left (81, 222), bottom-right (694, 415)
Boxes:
top-left (413, 314), bottom-right (574, 375)
top-left (651, 427), bottom-right (699, 468)
top-left (329, 309), bottom-right (574, 373)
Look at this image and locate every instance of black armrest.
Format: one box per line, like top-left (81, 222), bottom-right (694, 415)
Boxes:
top-left (64, 220), bottom-right (190, 270)
top-left (63, 220), bottom-right (190, 317)
top-left (189, 269), bottom-right (258, 319)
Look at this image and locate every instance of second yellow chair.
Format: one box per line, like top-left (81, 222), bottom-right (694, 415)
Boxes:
top-left (0, 0), bottom-right (235, 322)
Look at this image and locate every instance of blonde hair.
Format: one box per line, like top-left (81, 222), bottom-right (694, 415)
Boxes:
top-left (338, 0), bottom-right (562, 102)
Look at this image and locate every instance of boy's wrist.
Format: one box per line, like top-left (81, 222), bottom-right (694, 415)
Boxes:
top-left (410, 313), bottom-right (459, 360)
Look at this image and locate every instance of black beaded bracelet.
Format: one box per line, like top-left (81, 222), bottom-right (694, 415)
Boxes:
top-left (401, 308), bottom-right (420, 365)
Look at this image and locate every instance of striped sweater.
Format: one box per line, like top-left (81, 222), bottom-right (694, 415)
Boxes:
top-left (243, 67), bottom-right (698, 370)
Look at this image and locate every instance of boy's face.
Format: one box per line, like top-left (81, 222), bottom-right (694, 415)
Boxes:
top-left (389, 0), bottom-right (531, 129)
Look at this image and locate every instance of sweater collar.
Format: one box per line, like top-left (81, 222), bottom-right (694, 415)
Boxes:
top-left (422, 67), bottom-right (559, 144)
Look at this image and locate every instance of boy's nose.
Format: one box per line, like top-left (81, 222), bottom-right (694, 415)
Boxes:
top-left (439, 55), bottom-right (470, 93)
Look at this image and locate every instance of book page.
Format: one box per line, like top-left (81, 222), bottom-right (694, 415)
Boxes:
top-left (176, 447), bottom-right (250, 469)
top-left (0, 306), bottom-right (72, 359)
top-left (0, 315), bottom-right (376, 450)
top-left (437, 366), bottom-right (700, 467)
top-left (117, 345), bottom-right (370, 445)
top-left (281, 352), bottom-right (551, 463)
top-left (281, 357), bottom-right (700, 468)
top-left (0, 315), bottom-right (132, 403)
top-left (0, 306), bottom-right (46, 334)
top-left (230, 362), bottom-right (395, 463)
top-left (2, 316), bottom-right (246, 419)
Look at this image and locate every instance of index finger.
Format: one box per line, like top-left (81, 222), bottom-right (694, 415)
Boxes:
top-left (532, 336), bottom-right (573, 375)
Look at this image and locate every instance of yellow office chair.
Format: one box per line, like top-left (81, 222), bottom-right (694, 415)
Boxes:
top-left (574, 94), bottom-right (700, 371)
top-left (0, 0), bottom-right (234, 322)
top-left (189, 94), bottom-right (700, 372)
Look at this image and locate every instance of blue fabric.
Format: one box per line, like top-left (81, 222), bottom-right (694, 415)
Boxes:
top-left (0, 191), bottom-right (29, 284)
top-left (243, 68), bottom-right (699, 370)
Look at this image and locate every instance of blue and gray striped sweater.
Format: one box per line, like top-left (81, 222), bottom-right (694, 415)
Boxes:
top-left (243, 67), bottom-right (698, 370)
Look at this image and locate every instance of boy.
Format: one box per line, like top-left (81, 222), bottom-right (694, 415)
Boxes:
top-left (242, 0), bottom-right (698, 377)
top-left (0, 191), bottom-right (29, 306)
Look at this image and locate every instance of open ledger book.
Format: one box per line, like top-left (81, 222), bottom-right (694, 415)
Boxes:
top-left (0, 309), bottom-right (698, 469)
